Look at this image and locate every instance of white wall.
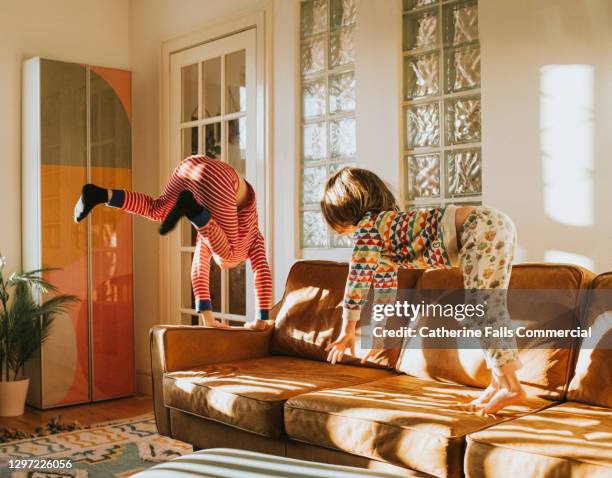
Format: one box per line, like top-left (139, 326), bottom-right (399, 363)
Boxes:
top-left (0, 0), bottom-right (129, 274)
top-left (480, 0), bottom-right (612, 272)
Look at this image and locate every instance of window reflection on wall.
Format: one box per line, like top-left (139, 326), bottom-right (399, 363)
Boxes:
top-left (540, 65), bottom-right (594, 228)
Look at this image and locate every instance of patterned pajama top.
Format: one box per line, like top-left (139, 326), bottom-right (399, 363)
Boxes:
top-left (342, 206), bottom-right (459, 322)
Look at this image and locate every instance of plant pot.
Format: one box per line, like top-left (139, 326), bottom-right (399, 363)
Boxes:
top-left (0, 378), bottom-right (30, 417)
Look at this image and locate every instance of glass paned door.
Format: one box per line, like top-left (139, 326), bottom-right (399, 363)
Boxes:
top-left (170, 29), bottom-right (257, 325)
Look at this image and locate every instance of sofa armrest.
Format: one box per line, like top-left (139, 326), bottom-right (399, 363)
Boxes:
top-left (149, 325), bottom-right (272, 436)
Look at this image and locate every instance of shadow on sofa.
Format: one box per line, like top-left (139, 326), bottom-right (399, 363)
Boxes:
top-left (150, 261), bottom-right (611, 478)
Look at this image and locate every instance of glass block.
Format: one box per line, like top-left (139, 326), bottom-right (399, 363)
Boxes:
top-left (303, 79), bottom-right (326, 118)
top-left (181, 63), bottom-right (198, 122)
top-left (226, 50), bottom-right (246, 114)
top-left (330, 26), bottom-right (355, 69)
top-left (403, 8), bottom-right (438, 51)
top-left (445, 96), bottom-right (481, 145)
top-left (330, 118), bottom-right (356, 158)
top-left (301, 0), bottom-right (328, 37)
top-left (302, 166), bottom-right (327, 204)
top-left (181, 127), bottom-right (198, 159)
top-left (406, 153), bottom-right (440, 198)
top-left (301, 35), bottom-right (326, 76)
top-left (204, 122), bottom-right (221, 159)
top-left (404, 52), bottom-right (439, 100)
top-left (331, 229), bottom-right (354, 248)
top-left (405, 101), bottom-right (440, 148)
top-left (227, 117), bottom-right (246, 175)
top-left (302, 122), bottom-right (327, 161)
top-left (228, 262), bottom-right (246, 316)
top-left (202, 57), bottom-right (221, 118)
top-left (403, 0), bottom-right (438, 11)
top-left (446, 148), bottom-right (481, 196)
top-left (444, 0), bottom-right (478, 46)
top-left (445, 44), bottom-right (480, 93)
top-left (302, 211), bottom-right (328, 248)
top-left (328, 161), bottom-right (354, 175)
top-left (329, 71), bottom-right (355, 113)
top-left (331, 0), bottom-right (356, 29)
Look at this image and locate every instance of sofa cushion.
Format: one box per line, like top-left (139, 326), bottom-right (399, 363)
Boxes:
top-left (284, 374), bottom-right (551, 478)
top-left (397, 264), bottom-right (594, 400)
top-left (567, 272), bottom-right (612, 408)
top-left (465, 402), bottom-right (612, 478)
top-left (270, 261), bottom-right (422, 369)
top-left (163, 355), bottom-right (393, 438)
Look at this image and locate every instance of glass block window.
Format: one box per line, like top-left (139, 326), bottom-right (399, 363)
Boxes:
top-left (300, 0), bottom-right (356, 249)
top-left (402, 0), bottom-right (481, 207)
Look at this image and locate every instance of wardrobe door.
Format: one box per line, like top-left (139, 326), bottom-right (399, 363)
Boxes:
top-left (89, 67), bottom-right (135, 400)
top-left (40, 59), bottom-right (90, 407)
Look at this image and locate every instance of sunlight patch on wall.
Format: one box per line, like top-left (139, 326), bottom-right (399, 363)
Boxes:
top-left (544, 250), bottom-right (594, 271)
top-left (540, 65), bottom-right (594, 227)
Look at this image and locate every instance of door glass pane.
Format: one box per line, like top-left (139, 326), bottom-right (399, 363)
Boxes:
top-left (228, 263), bottom-right (246, 315)
top-left (203, 57), bottom-right (221, 118)
top-left (181, 253), bottom-right (195, 309)
top-left (210, 261), bottom-right (222, 313)
top-left (227, 118), bottom-right (246, 175)
top-left (181, 219), bottom-right (197, 247)
top-left (182, 313), bottom-right (199, 326)
top-left (181, 63), bottom-right (198, 122)
top-left (204, 122), bottom-right (222, 159)
top-left (226, 50), bottom-right (246, 114)
top-left (182, 127), bottom-right (198, 159)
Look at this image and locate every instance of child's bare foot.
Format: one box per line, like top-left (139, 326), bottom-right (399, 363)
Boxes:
top-left (482, 387), bottom-right (526, 414)
top-left (482, 370), bottom-right (526, 414)
top-left (465, 381), bottom-right (499, 412)
top-left (243, 319), bottom-right (272, 331)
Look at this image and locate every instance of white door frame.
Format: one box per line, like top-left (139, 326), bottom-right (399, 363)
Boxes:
top-left (159, 6), bottom-right (273, 324)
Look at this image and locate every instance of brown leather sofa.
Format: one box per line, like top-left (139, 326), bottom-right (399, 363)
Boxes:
top-left (150, 261), bottom-right (611, 478)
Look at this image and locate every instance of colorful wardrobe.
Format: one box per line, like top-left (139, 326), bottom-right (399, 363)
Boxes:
top-left (22, 57), bottom-right (134, 408)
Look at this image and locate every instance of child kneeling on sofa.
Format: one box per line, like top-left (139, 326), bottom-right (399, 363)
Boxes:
top-left (320, 167), bottom-right (525, 414)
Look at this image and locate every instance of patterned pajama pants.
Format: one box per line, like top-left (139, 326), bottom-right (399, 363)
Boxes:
top-left (459, 206), bottom-right (520, 374)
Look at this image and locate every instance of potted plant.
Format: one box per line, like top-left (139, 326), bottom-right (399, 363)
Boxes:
top-left (0, 254), bottom-right (79, 417)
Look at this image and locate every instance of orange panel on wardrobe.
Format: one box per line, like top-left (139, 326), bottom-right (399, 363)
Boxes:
top-left (90, 68), bottom-right (135, 400)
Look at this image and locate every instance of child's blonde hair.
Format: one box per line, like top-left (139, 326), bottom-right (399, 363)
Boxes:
top-left (321, 167), bottom-right (398, 233)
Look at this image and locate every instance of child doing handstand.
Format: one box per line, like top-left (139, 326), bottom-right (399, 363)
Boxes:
top-left (321, 167), bottom-right (525, 414)
top-left (74, 155), bottom-right (272, 329)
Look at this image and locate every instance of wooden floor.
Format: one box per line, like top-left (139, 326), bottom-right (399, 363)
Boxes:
top-left (0, 395), bottom-right (153, 434)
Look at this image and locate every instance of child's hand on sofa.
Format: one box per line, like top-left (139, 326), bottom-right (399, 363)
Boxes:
top-left (326, 319), bottom-right (357, 364)
top-left (243, 319), bottom-right (273, 331)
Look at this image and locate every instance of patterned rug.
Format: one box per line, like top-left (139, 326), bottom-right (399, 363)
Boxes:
top-left (0, 414), bottom-right (192, 477)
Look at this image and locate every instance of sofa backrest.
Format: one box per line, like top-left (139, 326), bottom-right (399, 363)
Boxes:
top-left (395, 264), bottom-right (594, 400)
top-left (270, 260), bottom-right (422, 369)
top-left (567, 272), bottom-right (612, 408)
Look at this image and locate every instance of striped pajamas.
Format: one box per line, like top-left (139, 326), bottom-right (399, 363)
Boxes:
top-left (108, 155), bottom-right (272, 320)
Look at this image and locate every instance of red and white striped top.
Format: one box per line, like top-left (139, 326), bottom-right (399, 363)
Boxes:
top-left (117, 155), bottom-right (272, 316)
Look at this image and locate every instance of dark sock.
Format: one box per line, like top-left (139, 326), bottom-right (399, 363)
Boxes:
top-left (159, 190), bottom-right (206, 235)
top-left (73, 184), bottom-right (109, 223)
